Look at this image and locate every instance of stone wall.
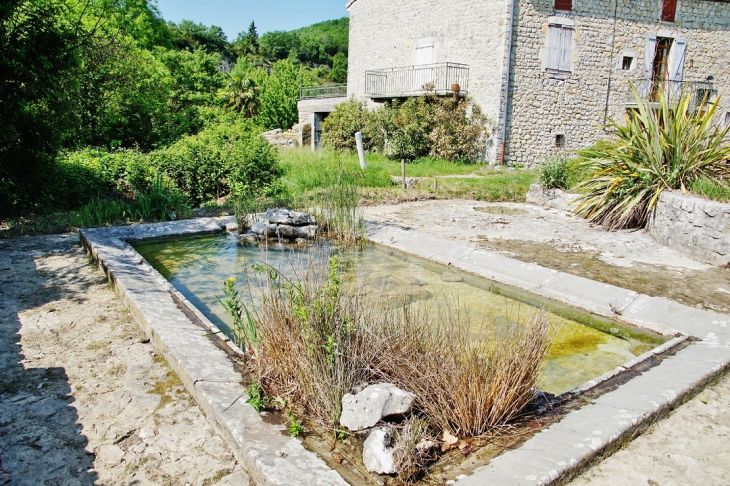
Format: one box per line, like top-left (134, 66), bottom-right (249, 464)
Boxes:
top-left (346, 0), bottom-right (513, 162)
top-left (506, 0), bottom-right (730, 166)
top-left (648, 191), bottom-right (730, 266)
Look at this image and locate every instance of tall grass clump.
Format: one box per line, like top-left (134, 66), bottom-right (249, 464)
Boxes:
top-left (574, 89), bottom-right (730, 229)
top-left (239, 249), bottom-right (555, 439)
top-left (538, 155), bottom-right (571, 190)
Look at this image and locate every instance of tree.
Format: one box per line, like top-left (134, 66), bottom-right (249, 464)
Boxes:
top-left (167, 19), bottom-right (231, 58)
top-left (254, 60), bottom-right (300, 130)
top-left (221, 73), bottom-right (259, 117)
top-left (329, 52), bottom-right (348, 83)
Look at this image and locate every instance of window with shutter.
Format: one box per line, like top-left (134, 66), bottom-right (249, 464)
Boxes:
top-left (547, 25), bottom-right (573, 73)
top-left (662, 0), bottom-right (677, 22)
top-left (555, 0), bottom-right (572, 11)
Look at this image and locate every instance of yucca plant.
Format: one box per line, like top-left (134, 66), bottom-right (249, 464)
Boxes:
top-left (573, 87), bottom-right (730, 229)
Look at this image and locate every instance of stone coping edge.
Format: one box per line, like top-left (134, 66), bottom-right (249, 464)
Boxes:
top-left (80, 217), bottom-right (349, 486)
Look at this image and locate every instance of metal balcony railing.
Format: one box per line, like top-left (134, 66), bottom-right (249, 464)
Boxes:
top-left (299, 84), bottom-right (348, 100)
top-left (365, 62), bottom-right (469, 98)
top-left (629, 78), bottom-right (716, 107)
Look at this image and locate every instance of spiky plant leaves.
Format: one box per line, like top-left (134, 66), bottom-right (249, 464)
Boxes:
top-left (574, 86), bottom-right (730, 230)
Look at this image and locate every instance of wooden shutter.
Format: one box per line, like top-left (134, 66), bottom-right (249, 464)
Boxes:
top-left (662, 0), bottom-right (677, 22)
top-left (555, 0), bottom-right (572, 10)
top-left (639, 34), bottom-right (657, 97)
top-left (548, 25), bottom-right (572, 73)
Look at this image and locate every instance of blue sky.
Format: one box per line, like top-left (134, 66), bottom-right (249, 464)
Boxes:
top-left (154, 0), bottom-right (349, 40)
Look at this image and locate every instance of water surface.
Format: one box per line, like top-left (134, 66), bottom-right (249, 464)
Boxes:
top-left (135, 234), bottom-right (664, 395)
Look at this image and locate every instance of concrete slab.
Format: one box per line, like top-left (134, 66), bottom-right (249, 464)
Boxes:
top-left (623, 294), bottom-right (730, 337)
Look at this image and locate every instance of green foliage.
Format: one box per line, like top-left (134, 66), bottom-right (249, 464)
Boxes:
top-left (574, 89), bottom-right (730, 229)
top-left (253, 60), bottom-right (300, 131)
top-left (286, 410), bottom-right (304, 437)
top-left (220, 72), bottom-right (260, 117)
top-left (538, 155), bottom-right (571, 190)
top-left (259, 17), bottom-right (348, 67)
top-left (245, 382), bottom-right (265, 413)
top-left (323, 96), bottom-right (492, 163)
top-left (329, 52), bottom-right (348, 84)
top-left (218, 277), bottom-right (259, 353)
top-left (70, 198), bottom-right (132, 228)
top-left (150, 117), bottom-right (279, 206)
top-left (130, 175), bottom-right (191, 222)
top-left (321, 99), bottom-right (368, 151)
top-left (429, 97), bottom-right (491, 162)
top-left (691, 177), bottom-right (730, 203)
top-left (167, 19), bottom-right (231, 58)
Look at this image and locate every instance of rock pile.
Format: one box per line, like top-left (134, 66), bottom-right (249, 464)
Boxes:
top-left (261, 122), bottom-right (309, 147)
top-left (340, 383), bottom-right (415, 475)
top-left (238, 208), bottom-right (318, 245)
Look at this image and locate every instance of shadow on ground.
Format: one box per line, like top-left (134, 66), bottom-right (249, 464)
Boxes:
top-left (0, 235), bottom-right (99, 485)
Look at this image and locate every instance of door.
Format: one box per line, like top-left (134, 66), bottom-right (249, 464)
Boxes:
top-left (650, 37), bottom-right (673, 101)
top-left (414, 40), bottom-right (435, 92)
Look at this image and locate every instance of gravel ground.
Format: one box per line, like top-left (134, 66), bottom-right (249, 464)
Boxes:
top-left (0, 234), bottom-right (249, 486)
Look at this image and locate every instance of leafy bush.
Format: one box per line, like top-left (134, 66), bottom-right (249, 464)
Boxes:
top-left (322, 95), bottom-right (492, 163)
top-left (537, 155), bottom-right (571, 190)
top-left (429, 96), bottom-right (491, 162)
top-left (574, 90), bottom-right (730, 229)
top-left (149, 118), bottom-right (280, 205)
top-left (321, 98), bottom-right (367, 151)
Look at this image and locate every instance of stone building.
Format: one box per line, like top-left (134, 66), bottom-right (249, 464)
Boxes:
top-left (330, 0), bottom-right (730, 165)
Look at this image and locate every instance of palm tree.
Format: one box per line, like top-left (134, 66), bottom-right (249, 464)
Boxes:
top-left (222, 73), bottom-right (259, 118)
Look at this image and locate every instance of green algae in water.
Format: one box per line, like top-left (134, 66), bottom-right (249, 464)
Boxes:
top-left (134, 234), bottom-right (665, 395)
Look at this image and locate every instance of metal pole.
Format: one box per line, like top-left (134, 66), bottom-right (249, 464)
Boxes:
top-left (355, 132), bottom-right (367, 169)
top-left (500, 0), bottom-right (517, 165)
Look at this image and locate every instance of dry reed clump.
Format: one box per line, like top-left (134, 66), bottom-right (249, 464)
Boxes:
top-left (373, 302), bottom-right (555, 437)
top-left (241, 250), bottom-right (556, 443)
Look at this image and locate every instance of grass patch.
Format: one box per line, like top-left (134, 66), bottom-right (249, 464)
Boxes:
top-left (690, 177), bottom-right (730, 203)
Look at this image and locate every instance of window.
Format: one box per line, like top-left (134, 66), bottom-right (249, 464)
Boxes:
top-left (622, 56), bottom-right (633, 70)
top-left (662, 0), bottom-right (677, 22)
top-left (547, 25), bottom-right (573, 73)
top-left (555, 0), bottom-right (572, 11)
top-left (555, 134), bottom-right (565, 148)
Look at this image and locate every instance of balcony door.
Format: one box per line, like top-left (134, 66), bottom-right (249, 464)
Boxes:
top-left (414, 40), bottom-right (435, 93)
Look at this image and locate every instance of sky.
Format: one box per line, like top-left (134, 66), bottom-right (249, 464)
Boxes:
top-left (154, 0), bottom-right (349, 41)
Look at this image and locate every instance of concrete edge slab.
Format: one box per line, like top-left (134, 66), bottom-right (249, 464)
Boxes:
top-left (79, 221), bottom-right (349, 486)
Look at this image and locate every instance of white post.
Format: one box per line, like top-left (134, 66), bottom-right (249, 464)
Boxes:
top-left (355, 131), bottom-right (367, 169)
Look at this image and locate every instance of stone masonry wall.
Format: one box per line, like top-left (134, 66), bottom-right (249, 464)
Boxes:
top-left (648, 191), bottom-right (730, 266)
top-left (506, 0), bottom-right (730, 166)
top-left (346, 0), bottom-right (513, 162)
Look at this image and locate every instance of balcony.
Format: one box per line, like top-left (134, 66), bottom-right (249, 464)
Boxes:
top-left (365, 62), bottom-right (469, 99)
top-left (628, 78), bottom-right (716, 108)
top-left (299, 84), bottom-right (347, 101)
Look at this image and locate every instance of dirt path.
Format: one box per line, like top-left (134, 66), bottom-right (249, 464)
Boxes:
top-left (0, 234), bottom-right (249, 485)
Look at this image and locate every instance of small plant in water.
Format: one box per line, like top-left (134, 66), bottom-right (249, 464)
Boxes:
top-left (286, 410), bottom-right (305, 437)
top-left (245, 382), bottom-right (265, 413)
top-left (217, 277), bottom-right (258, 354)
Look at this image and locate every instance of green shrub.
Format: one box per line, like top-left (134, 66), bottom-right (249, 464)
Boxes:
top-left (537, 155), bottom-right (571, 190)
top-left (574, 89), bottom-right (730, 229)
top-left (321, 98), bottom-right (367, 151)
top-left (429, 96), bottom-right (491, 162)
top-left (383, 97), bottom-right (436, 162)
top-left (149, 118), bottom-right (279, 205)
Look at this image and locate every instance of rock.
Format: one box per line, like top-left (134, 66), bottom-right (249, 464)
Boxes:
top-left (276, 225), bottom-right (299, 239)
top-left (362, 426), bottom-right (397, 475)
top-left (340, 383), bottom-right (414, 432)
top-left (296, 225), bottom-right (318, 239)
top-left (265, 208), bottom-right (292, 225)
top-left (237, 233), bottom-right (259, 246)
top-left (289, 211), bottom-right (316, 226)
top-left (96, 444), bottom-right (125, 466)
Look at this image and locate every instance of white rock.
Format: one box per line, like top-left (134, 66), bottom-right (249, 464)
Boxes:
top-left (340, 383), bottom-right (414, 432)
top-left (362, 426), bottom-right (397, 475)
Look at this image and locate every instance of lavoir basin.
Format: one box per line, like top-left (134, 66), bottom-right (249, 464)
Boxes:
top-left (80, 216), bottom-right (729, 485)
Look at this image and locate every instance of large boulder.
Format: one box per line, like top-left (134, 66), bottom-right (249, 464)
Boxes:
top-left (362, 426), bottom-right (397, 475)
top-left (340, 383), bottom-right (414, 432)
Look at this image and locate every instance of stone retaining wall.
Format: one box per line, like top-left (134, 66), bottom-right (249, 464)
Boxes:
top-left (648, 191), bottom-right (730, 266)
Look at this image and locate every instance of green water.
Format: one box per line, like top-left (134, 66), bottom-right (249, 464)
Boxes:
top-left (134, 234), bottom-right (665, 395)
